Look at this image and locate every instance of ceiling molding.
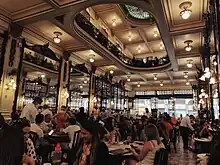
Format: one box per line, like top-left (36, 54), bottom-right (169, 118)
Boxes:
top-left (137, 29), bottom-right (154, 53)
top-left (43, 0), bottom-right (60, 8)
top-left (166, 71), bottom-right (175, 84)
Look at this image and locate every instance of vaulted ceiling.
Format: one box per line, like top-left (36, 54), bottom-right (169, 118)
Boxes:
top-left (0, 0), bottom-right (209, 91)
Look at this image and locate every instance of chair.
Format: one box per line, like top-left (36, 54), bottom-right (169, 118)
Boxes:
top-left (154, 148), bottom-right (168, 165)
top-left (72, 130), bottom-right (81, 149)
top-left (28, 131), bottom-right (39, 147)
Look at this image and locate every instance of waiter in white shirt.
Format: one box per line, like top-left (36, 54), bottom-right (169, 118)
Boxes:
top-left (21, 97), bottom-right (43, 123)
top-left (180, 114), bottom-right (195, 149)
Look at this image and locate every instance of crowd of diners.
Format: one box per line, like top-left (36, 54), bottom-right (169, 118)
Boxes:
top-left (0, 97), bottom-right (220, 165)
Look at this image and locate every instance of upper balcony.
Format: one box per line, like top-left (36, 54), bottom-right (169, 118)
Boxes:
top-left (73, 13), bottom-right (172, 73)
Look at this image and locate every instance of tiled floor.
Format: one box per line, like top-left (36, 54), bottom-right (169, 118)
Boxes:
top-left (168, 141), bottom-right (196, 165)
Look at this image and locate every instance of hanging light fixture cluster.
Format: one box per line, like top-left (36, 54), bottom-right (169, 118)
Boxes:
top-left (4, 77), bottom-right (16, 90)
top-left (199, 67), bottom-right (216, 84)
top-left (198, 89), bottom-right (208, 105)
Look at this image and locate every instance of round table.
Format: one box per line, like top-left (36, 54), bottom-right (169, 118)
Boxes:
top-left (194, 138), bottom-right (212, 154)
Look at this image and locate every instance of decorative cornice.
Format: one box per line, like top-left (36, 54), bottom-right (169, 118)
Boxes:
top-left (22, 27), bottom-right (63, 57)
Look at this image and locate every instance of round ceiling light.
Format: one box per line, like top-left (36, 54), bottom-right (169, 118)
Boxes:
top-left (89, 54), bottom-right (95, 63)
top-left (137, 83), bottom-right (140, 87)
top-left (53, 32), bottom-right (62, 44)
top-left (153, 74), bottom-right (158, 80)
top-left (89, 58), bottom-right (95, 63)
top-left (160, 81), bottom-right (163, 86)
top-left (179, 1), bottom-right (192, 20)
top-left (184, 40), bottom-right (193, 51)
top-left (127, 76), bottom-right (131, 82)
top-left (184, 72), bottom-right (188, 78)
top-left (110, 70), bottom-right (114, 74)
top-left (187, 59), bottom-right (193, 68)
top-left (186, 81), bottom-right (190, 85)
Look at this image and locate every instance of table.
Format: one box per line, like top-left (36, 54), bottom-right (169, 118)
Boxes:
top-left (196, 153), bottom-right (209, 165)
top-left (47, 134), bottom-right (70, 144)
top-left (108, 141), bottom-right (143, 156)
top-left (194, 138), bottom-right (212, 154)
top-left (108, 142), bottom-right (143, 165)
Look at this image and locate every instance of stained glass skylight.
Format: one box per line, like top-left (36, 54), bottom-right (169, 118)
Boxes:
top-left (123, 5), bottom-right (152, 20)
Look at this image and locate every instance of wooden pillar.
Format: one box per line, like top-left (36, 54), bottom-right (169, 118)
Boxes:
top-left (0, 23), bottom-right (24, 118)
top-left (56, 51), bottom-right (71, 112)
top-left (88, 65), bottom-right (96, 115)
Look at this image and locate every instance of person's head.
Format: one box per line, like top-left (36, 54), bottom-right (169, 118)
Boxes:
top-left (33, 97), bottom-right (43, 107)
top-left (80, 120), bottom-right (99, 144)
top-left (44, 114), bottom-right (51, 123)
top-left (61, 106), bottom-right (66, 111)
top-left (13, 118), bottom-right (31, 133)
top-left (69, 117), bottom-right (76, 125)
top-left (42, 104), bottom-right (49, 110)
top-left (145, 108), bottom-right (149, 113)
top-left (144, 124), bottom-right (160, 144)
top-left (79, 107), bottom-right (84, 114)
top-left (35, 114), bottom-right (44, 124)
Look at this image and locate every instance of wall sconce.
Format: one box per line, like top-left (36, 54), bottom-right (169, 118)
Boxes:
top-left (4, 77), bottom-right (16, 90)
top-left (53, 32), bottom-right (62, 43)
top-left (179, 1), bottom-right (192, 19)
top-left (184, 40), bottom-right (193, 51)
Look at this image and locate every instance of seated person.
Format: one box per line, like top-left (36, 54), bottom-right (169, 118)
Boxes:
top-left (59, 117), bottom-right (80, 149)
top-left (41, 105), bottom-right (53, 117)
top-left (127, 124), bottom-right (165, 165)
top-left (69, 120), bottom-right (109, 165)
top-left (198, 120), bottom-right (212, 138)
top-left (40, 114), bottom-right (52, 134)
top-left (31, 114), bottom-right (44, 138)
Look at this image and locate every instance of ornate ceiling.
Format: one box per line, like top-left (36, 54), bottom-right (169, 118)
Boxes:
top-left (0, 0), bottom-right (209, 91)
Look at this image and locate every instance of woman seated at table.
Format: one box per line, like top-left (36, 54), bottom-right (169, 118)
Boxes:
top-left (127, 124), bottom-right (165, 165)
top-left (196, 120), bottom-right (212, 138)
top-left (69, 120), bottom-right (109, 165)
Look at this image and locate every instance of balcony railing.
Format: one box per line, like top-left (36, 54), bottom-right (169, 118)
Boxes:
top-left (75, 13), bottom-right (170, 68)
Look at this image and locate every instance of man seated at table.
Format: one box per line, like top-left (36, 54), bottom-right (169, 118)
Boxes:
top-left (40, 114), bottom-right (52, 134)
top-left (58, 117), bottom-right (80, 149)
top-left (31, 114), bottom-right (44, 138)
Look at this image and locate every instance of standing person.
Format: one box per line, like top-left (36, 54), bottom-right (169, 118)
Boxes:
top-left (180, 115), bottom-right (195, 149)
top-left (41, 104), bottom-right (53, 117)
top-left (21, 97), bottom-right (43, 123)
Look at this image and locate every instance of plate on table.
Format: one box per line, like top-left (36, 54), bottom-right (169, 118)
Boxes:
top-left (197, 154), bottom-right (207, 159)
top-left (133, 141), bottom-right (144, 145)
